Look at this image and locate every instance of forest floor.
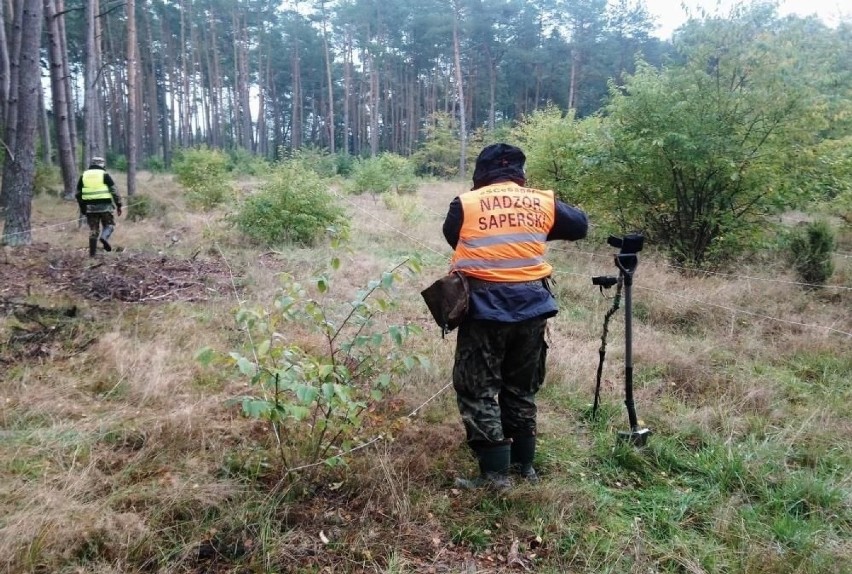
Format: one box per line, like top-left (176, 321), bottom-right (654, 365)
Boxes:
top-left (1, 176), bottom-right (850, 573)
top-left (0, 243), bottom-right (233, 368)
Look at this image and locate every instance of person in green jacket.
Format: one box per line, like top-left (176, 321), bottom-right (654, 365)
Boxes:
top-left (75, 157), bottom-right (122, 257)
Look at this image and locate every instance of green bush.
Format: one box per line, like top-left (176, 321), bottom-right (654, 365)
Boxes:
top-left (289, 146), bottom-right (339, 178)
top-left (227, 147), bottom-right (269, 176)
top-left (143, 155), bottom-right (166, 173)
top-left (199, 257), bottom-right (426, 472)
top-left (106, 152), bottom-right (128, 172)
top-left (411, 112), bottom-right (460, 178)
top-left (334, 152), bottom-right (356, 177)
top-left (347, 156), bottom-right (389, 195)
top-left (347, 154), bottom-right (417, 196)
top-left (126, 194), bottom-right (166, 222)
top-left (232, 161), bottom-right (347, 246)
top-left (33, 162), bottom-right (61, 197)
top-left (172, 146), bottom-right (232, 210)
top-left (378, 154), bottom-right (418, 194)
top-left (789, 220), bottom-right (836, 287)
top-left (512, 105), bottom-right (604, 207)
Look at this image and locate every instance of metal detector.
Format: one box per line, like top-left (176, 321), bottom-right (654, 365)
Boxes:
top-left (591, 233), bottom-right (651, 447)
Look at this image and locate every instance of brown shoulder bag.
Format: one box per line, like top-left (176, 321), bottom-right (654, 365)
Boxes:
top-left (420, 270), bottom-right (469, 337)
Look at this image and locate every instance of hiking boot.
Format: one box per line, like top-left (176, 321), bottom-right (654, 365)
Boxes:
top-left (100, 237), bottom-right (112, 252)
top-left (510, 435), bottom-right (539, 483)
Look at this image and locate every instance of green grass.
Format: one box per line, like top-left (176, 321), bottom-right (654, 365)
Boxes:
top-left (1, 177), bottom-right (850, 573)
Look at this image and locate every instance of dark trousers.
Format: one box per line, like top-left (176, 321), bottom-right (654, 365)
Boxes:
top-left (86, 211), bottom-right (115, 239)
top-left (452, 316), bottom-right (548, 446)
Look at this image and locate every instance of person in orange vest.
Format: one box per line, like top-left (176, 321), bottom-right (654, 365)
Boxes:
top-left (443, 143), bottom-right (588, 489)
top-left (76, 156), bottom-right (122, 257)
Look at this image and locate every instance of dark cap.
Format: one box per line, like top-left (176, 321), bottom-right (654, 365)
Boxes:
top-left (472, 143), bottom-right (526, 190)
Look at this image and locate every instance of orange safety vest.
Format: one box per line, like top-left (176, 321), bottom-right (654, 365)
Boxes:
top-left (450, 182), bottom-right (556, 282)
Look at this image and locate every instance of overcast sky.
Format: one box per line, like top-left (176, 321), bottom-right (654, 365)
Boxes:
top-left (643, 0), bottom-right (850, 39)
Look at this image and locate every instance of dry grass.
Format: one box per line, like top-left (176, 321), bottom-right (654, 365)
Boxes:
top-left (2, 172), bottom-right (850, 573)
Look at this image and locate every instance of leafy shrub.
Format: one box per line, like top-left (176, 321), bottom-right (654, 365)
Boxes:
top-left (378, 154), bottom-right (418, 194)
top-left (172, 146), bottom-right (232, 210)
top-left (33, 162), bottom-right (61, 197)
top-left (289, 146), bottom-right (339, 178)
top-left (347, 154), bottom-right (417, 196)
top-left (227, 147), bottom-right (269, 176)
top-left (126, 194), bottom-right (166, 222)
top-left (789, 220), bottom-right (836, 287)
top-left (512, 105), bottom-right (604, 207)
top-left (232, 161), bottom-right (347, 246)
top-left (143, 155), bottom-right (166, 173)
top-left (382, 193), bottom-right (423, 223)
top-left (347, 156), bottom-right (390, 195)
top-left (334, 152), bottom-right (356, 177)
top-left (106, 151), bottom-right (128, 172)
top-left (199, 257), bottom-right (427, 472)
top-left (411, 112), bottom-right (460, 178)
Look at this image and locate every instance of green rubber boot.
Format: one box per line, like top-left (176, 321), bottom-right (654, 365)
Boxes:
top-left (88, 237), bottom-right (98, 257)
top-left (455, 443), bottom-right (513, 491)
top-left (510, 435), bottom-right (539, 483)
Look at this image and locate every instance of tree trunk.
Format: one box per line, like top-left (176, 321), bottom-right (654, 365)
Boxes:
top-left (235, 10), bottom-right (252, 151)
top-left (93, 0), bottom-right (105, 156)
top-left (56, 0), bottom-right (78, 168)
top-left (4, 0), bottom-right (23, 152)
top-left (0, 0), bottom-right (22, 209)
top-left (197, 11), bottom-right (211, 147)
top-left (2, 1), bottom-right (44, 245)
top-left (103, 14), bottom-right (124, 155)
top-left (167, 61), bottom-right (176, 154)
top-left (320, 0), bottom-right (334, 153)
top-left (452, 4), bottom-right (466, 177)
top-left (189, 13), bottom-right (201, 145)
top-left (83, 0), bottom-right (102, 166)
top-left (179, 0), bottom-right (190, 147)
top-left (343, 28), bottom-right (352, 155)
top-left (568, 49), bottom-right (578, 110)
top-left (208, 15), bottom-right (223, 149)
top-left (369, 53), bottom-right (378, 157)
top-left (44, 0), bottom-right (77, 199)
top-left (126, 0), bottom-right (137, 196)
top-left (291, 36), bottom-right (302, 150)
top-left (256, 46), bottom-right (269, 157)
top-left (38, 74), bottom-right (52, 165)
top-left (487, 49), bottom-right (497, 131)
top-left (0, 0), bottom-right (10, 125)
top-left (142, 2), bottom-right (158, 158)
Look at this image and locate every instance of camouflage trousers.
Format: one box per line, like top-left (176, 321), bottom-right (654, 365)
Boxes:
top-left (86, 211), bottom-right (115, 240)
top-left (452, 316), bottom-right (548, 446)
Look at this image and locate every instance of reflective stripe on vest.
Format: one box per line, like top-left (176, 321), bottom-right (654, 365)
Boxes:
top-left (81, 169), bottom-right (112, 202)
top-left (450, 183), bottom-right (555, 282)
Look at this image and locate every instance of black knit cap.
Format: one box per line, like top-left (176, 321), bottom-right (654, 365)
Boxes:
top-left (471, 143), bottom-right (526, 190)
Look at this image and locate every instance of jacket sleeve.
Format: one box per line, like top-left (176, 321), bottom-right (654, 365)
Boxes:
top-left (103, 172), bottom-right (122, 207)
top-left (442, 197), bottom-right (463, 249)
top-left (547, 200), bottom-right (588, 241)
top-left (75, 177), bottom-right (84, 211)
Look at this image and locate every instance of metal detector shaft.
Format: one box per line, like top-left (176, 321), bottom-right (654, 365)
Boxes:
top-left (615, 251), bottom-right (650, 446)
top-left (622, 269), bottom-right (639, 430)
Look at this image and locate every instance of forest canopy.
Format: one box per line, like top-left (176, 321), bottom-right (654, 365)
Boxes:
top-left (0, 0), bottom-right (850, 261)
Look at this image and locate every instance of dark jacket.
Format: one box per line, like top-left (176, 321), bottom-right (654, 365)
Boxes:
top-left (443, 173), bottom-right (588, 322)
